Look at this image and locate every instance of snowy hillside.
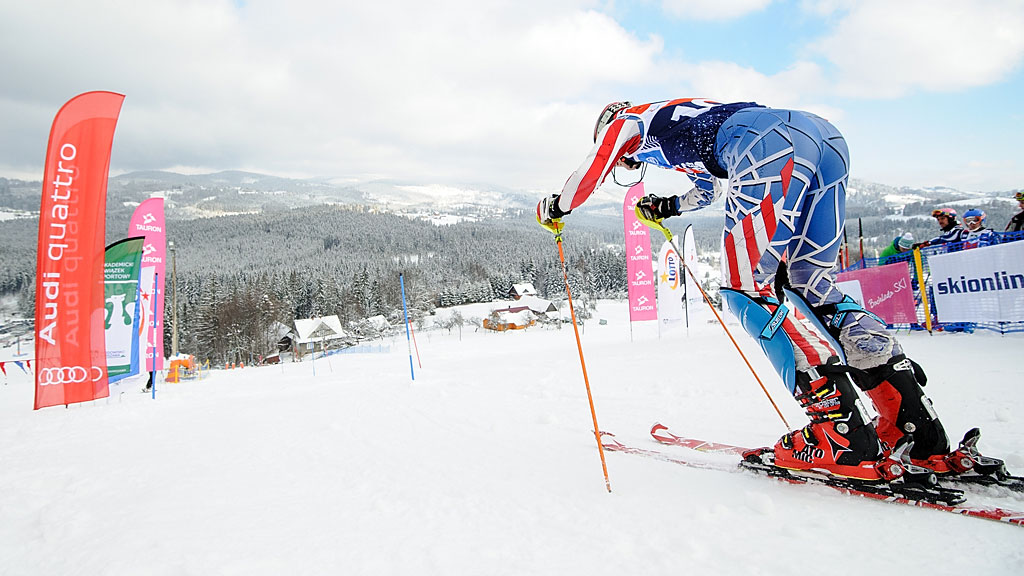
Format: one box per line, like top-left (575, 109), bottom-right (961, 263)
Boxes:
top-left (2, 300), bottom-right (1022, 575)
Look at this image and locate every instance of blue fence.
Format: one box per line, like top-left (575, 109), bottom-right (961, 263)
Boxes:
top-left (841, 230), bottom-right (1024, 335)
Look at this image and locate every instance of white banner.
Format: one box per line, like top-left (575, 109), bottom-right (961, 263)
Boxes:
top-left (682, 225), bottom-right (704, 327)
top-left (657, 239), bottom-right (685, 325)
top-left (929, 241), bottom-right (1024, 323)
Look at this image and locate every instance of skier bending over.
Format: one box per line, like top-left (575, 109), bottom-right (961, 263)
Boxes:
top-left (536, 99), bottom-right (1003, 482)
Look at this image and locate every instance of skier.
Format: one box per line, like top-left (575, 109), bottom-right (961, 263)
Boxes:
top-left (878, 232), bottom-right (914, 264)
top-left (961, 209), bottom-right (1000, 249)
top-left (536, 99), bottom-right (997, 483)
top-left (915, 208), bottom-right (964, 248)
top-left (1005, 191), bottom-right (1024, 233)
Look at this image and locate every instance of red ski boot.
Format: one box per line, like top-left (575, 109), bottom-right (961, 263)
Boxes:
top-left (858, 355), bottom-right (980, 474)
top-left (751, 363), bottom-right (902, 482)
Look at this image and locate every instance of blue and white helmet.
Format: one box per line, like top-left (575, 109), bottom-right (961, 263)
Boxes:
top-left (963, 208), bottom-right (986, 224)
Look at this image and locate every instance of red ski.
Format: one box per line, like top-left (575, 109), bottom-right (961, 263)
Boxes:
top-left (600, 429), bottom-right (1024, 528)
top-left (650, 423), bottom-right (747, 455)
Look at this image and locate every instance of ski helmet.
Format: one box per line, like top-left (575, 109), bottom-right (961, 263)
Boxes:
top-left (931, 207), bottom-right (957, 221)
top-left (594, 101), bottom-right (632, 142)
top-left (963, 208), bottom-right (986, 225)
top-left (1015, 191), bottom-right (1024, 202)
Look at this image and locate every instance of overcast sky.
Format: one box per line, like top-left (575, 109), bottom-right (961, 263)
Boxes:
top-left (2, 0), bottom-right (1022, 193)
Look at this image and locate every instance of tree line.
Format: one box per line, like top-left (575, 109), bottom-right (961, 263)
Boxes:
top-left (1, 205), bottom-right (628, 364)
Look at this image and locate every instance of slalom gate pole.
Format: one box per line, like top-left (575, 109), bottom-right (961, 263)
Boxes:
top-left (638, 215), bottom-right (792, 431)
top-left (399, 273), bottom-right (415, 381)
top-left (543, 218), bottom-right (612, 493)
top-left (844, 228), bottom-right (851, 269)
top-left (858, 218), bottom-right (865, 263)
top-left (151, 273), bottom-right (158, 400)
top-left (409, 321), bottom-right (422, 369)
top-left (912, 248), bottom-right (933, 334)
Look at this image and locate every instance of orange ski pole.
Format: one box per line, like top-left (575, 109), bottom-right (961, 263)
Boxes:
top-left (639, 212), bottom-right (792, 431)
top-left (542, 217), bottom-right (612, 492)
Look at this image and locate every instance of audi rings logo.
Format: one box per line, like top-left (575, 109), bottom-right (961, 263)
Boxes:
top-left (39, 366), bottom-right (104, 386)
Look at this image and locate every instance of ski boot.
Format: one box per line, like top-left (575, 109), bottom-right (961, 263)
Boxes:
top-left (743, 362), bottom-right (904, 483)
top-left (859, 355), bottom-right (1021, 489)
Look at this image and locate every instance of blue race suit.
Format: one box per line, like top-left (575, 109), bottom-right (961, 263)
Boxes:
top-left (559, 99), bottom-right (900, 372)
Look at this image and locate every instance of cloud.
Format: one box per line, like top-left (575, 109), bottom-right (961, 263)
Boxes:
top-left (813, 0), bottom-right (1024, 97)
top-left (683, 60), bottom-right (827, 108)
top-left (661, 0), bottom-right (772, 21)
top-left (0, 0), bottom-right (663, 189)
top-left (3, 1), bottom-right (1020, 192)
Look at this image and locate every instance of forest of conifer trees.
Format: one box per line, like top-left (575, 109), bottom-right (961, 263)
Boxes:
top-left (0, 205), bottom-right (628, 364)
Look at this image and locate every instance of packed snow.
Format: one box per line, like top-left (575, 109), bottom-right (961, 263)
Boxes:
top-left (2, 300), bottom-right (1022, 575)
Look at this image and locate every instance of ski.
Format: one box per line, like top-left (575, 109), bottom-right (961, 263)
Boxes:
top-left (651, 422), bottom-right (1024, 493)
top-left (650, 423), bottom-right (747, 455)
top-left (618, 428), bottom-right (967, 506)
top-left (599, 431), bottom-right (1024, 528)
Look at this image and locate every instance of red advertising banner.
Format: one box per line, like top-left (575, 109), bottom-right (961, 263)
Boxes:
top-left (128, 198), bottom-right (166, 371)
top-left (34, 91), bottom-right (125, 409)
top-left (624, 184), bottom-right (657, 322)
top-left (836, 262), bottom-right (917, 325)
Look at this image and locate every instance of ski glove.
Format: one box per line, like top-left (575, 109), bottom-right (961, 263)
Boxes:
top-left (635, 194), bottom-right (681, 222)
top-left (536, 193), bottom-right (570, 224)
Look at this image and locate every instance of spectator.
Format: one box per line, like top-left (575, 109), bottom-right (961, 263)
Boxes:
top-left (915, 208), bottom-right (964, 248)
top-left (878, 232), bottom-right (914, 263)
top-left (962, 209), bottom-right (999, 249)
top-left (1006, 191), bottom-right (1024, 233)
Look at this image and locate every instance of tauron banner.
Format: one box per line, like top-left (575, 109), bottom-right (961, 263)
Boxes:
top-left (104, 237), bottom-right (144, 383)
top-left (623, 184), bottom-right (657, 322)
top-left (656, 239), bottom-right (684, 326)
top-left (128, 197), bottom-right (166, 371)
top-left (34, 91), bottom-right (125, 410)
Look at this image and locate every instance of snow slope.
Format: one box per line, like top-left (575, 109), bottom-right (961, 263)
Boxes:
top-left (1, 300), bottom-right (1022, 575)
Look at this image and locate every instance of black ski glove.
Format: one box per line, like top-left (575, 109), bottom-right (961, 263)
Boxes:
top-left (635, 194), bottom-right (680, 222)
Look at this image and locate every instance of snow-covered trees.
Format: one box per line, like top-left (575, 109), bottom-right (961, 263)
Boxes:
top-left (0, 205), bottom-right (628, 364)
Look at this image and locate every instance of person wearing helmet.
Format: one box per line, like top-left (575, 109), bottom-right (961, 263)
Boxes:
top-left (536, 99), bottom-right (1009, 484)
top-left (1006, 191), bottom-right (1024, 233)
top-left (962, 208), bottom-right (999, 249)
top-left (878, 232), bottom-right (914, 264)
top-left (914, 208), bottom-right (965, 248)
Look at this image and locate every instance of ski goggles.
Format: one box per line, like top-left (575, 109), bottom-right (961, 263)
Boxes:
top-left (931, 209), bottom-right (956, 219)
top-left (964, 216), bottom-right (983, 225)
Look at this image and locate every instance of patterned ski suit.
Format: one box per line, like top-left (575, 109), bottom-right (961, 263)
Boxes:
top-left (558, 99), bottom-right (900, 373)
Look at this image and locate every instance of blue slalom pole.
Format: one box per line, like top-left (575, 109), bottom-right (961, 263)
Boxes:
top-left (399, 273), bottom-right (415, 381)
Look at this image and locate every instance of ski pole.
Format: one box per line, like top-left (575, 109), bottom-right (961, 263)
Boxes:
top-left (541, 217), bottom-right (612, 493)
top-left (636, 212), bottom-right (792, 431)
